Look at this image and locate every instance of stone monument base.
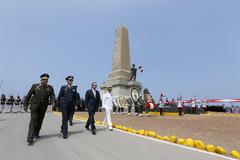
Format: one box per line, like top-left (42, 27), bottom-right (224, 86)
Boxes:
top-left (101, 80), bottom-right (143, 98)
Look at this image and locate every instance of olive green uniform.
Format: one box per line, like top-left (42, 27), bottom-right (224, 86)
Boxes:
top-left (24, 83), bottom-right (55, 141)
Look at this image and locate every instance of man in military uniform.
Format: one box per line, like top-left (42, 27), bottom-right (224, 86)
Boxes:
top-left (24, 73), bottom-right (55, 145)
top-left (6, 95), bottom-right (15, 113)
top-left (137, 95), bottom-right (144, 117)
top-left (202, 97), bottom-right (208, 113)
top-left (57, 76), bottom-right (78, 139)
top-left (127, 98), bottom-right (133, 116)
top-left (102, 85), bottom-right (117, 131)
top-left (191, 96), bottom-right (197, 114)
top-left (14, 95), bottom-right (22, 112)
top-left (158, 97), bottom-right (164, 116)
top-left (0, 94), bottom-right (6, 113)
top-left (177, 96), bottom-right (183, 116)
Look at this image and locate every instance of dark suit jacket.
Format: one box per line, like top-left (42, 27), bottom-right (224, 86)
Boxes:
top-left (85, 89), bottom-right (101, 111)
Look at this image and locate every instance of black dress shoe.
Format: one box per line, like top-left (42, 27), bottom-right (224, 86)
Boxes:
top-left (69, 122), bottom-right (73, 126)
top-left (92, 130), bottom-right (96, 135)
top-left (27, 139), bottom-right (34, 145)
top-left (85, 126), bottom-right (90, 131)
top-left (63, 135), bottom-right (68, 139)
top-left (34, 135), bottom-right (40, 139)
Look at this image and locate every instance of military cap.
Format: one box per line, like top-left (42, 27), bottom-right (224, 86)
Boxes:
top-left (107, 85), bottom-right (113, 89)
top-left (40, 73), bottom-right (49, 80)
top-left (66, 76), bottom-right (74, 81)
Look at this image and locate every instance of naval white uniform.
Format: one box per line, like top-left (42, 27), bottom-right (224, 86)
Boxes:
top-left (202, 98), bottom-right (207, 108)
top-left (177, 99), bottom-right (183, 108)
top-left (177, 97), bottom-right (183, 116)
top-left (102, 92), bottom-right (117, 130)
top-left (191, 99), bottom-right (196, 108)
top-left (158, 99), bottom-right (164, 108)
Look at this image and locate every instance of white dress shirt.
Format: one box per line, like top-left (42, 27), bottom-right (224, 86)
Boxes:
top-left (92, 89), bottom-right (96, 98)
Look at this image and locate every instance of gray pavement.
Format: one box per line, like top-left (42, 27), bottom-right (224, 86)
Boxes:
top-left (0, 113), bottom-right (235, 160)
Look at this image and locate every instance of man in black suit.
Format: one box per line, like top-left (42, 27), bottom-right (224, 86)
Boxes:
top-left (85, 82), bottom-right (101, 135)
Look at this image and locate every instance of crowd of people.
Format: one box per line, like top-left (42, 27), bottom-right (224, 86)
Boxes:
top-left (111, 93), bottom-right (240, 117)
top-left (0, 94), bottom-right (26, 113)
top-left (0, 94), bottom-right (55, 113)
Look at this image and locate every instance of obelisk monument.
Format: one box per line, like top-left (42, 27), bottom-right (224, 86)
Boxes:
top-left (101, 26), bottom-right (142, 98)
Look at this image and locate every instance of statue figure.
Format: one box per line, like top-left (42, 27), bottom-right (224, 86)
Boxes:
top-left (130, 64), bottom-right (137, 81)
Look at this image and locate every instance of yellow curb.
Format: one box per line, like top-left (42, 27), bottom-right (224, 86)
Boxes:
top-left (145, 130), bottom-right (150, 136)
top-left (147, 131), bottom-right (157, 138)
top-left (137, 129), bottom-right (145, 135)
top-left (163, 136), bottom-right (170, 142)
top-left (122, 126), bottom-right (128, 131)
top-left (231, 150), bottom-right (240, 159)
top-left (184, 138), bottom-right (194, 147)
top-left (131, 129), bottom-right (137, 134)
top-left (177, 138), bottom-right (185, 145)
top-left (144, 112), bottom-right (183, 117)
top-left (216, 146), bottom-right (227, 154)
top-left (206, 112), bottom-right (240, 117)
top-left (156, 135), bottom-right (163, 140)
top-left (170, 136), bottom-right (177, 143)
top-left (127, 127), bottom-right (133, 133)
top-left (194, 140), bottom-right (205, 150)
top-left (206, 144), bottom-right (216, 153)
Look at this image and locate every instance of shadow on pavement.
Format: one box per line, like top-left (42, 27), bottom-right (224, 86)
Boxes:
top-left (39, 130), bottom-right (85, 140)
top-left (71, 121), bottom-right (85, 125)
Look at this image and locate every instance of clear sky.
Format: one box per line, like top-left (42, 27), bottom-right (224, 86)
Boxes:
top-left (0, 0), bottom-right (239, 100)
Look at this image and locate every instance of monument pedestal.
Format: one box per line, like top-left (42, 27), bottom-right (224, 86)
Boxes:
top-left (101, 80), bottom-right (142, 98)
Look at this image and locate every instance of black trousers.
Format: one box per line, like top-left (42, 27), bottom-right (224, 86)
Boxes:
top-left (139, 105), bottom-right (143, 114)
top-left (128, 105), bottom-right (139, 114)
top-left (113, 105), bottom-right (117, 112)
top-left (178, 107), bottom-right (183, 116)
top-left (192, 107), bottom-right (196, 114)
top-left (69, 108), bottom-right (75, 123)
top-left (118, 108), bottom-right (124, 113)
top-left (61, 106), bottom-right (74, 136)
top-left (159, 108), bottom-right (163, 116)
top-left (27, 106), bottom-right (47, 140)
top-left (86, 109), bottom-right (96, 130)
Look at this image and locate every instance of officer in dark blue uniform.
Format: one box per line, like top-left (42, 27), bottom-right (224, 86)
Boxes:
top-left (57, 76), bottom-right (78, 139)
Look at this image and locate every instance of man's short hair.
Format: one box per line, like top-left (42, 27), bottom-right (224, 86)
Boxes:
top-left (91, 82), bottom-right (97, 86)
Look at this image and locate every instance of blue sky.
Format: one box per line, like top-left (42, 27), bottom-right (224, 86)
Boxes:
top-left (0, 0), bottom-right (239, 100)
